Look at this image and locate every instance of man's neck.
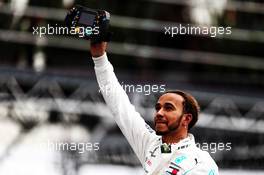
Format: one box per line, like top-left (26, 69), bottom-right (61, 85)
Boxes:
top-left (162, 130), bottom-right (188, 144)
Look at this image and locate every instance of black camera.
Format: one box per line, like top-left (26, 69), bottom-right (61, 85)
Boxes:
top-left (65, 5), bottom-right (111, 42)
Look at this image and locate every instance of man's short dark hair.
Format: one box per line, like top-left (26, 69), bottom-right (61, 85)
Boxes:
top-left (163, 90), bottom-right (200, 130)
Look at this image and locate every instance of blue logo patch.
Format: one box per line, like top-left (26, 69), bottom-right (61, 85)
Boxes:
top-left (174, 155), bottom-right (187, 165)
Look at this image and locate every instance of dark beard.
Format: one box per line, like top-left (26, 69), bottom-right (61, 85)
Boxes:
top-left (156, 130), bottom-right (167, 135)
top-left (155, 113), bottom-right (184, 135)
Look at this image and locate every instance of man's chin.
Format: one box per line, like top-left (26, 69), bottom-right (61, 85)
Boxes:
top-left (155, 130), bottom-right (169, 135)
top-left (155, 123), bottom-right (168, 135)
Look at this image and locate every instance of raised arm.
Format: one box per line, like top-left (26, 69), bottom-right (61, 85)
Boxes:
top-left (90, 42), bottom-right (157, 164)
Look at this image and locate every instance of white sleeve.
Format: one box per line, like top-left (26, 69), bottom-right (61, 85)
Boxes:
top-left (92, 53), bottom-right (157, 164)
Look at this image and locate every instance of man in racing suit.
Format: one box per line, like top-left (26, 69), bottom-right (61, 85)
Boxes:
top-left (90, 42), bottom-right (219, 175)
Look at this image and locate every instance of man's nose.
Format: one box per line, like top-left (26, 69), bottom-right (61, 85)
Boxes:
top-left (156, 108), bottom-right (164, 118)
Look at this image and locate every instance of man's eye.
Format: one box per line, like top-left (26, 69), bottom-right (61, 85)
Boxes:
top-left (155, 106), bottom-right (160, 111)
top-left (164, 106), bottom-right (173, 110)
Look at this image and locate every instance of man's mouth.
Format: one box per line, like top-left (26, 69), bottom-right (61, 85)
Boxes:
top-left (155, 120), bottom-right (167, 125)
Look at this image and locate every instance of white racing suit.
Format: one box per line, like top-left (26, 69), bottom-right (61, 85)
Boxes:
top-left (93, 53), bottom-right (219, 175)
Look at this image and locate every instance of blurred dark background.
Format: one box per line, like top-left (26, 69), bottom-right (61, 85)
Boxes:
top-left (0, 0), bottom-right (263, 174)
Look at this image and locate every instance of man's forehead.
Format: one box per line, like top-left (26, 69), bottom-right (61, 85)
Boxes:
top-left (157, 93), bottom-right (184, 106)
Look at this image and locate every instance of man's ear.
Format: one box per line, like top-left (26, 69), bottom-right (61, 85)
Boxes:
top-left (183, 114), bottom-right (192, 128)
